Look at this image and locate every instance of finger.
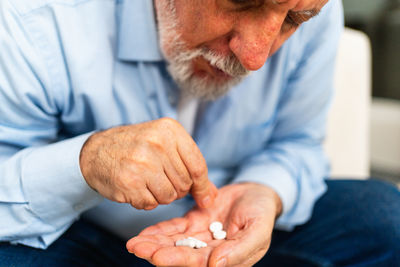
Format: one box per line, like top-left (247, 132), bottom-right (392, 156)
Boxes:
top-left (209, 221), bottom-right (271, 267)
top-left (128, 241), bottom-right (161, 260)
top-left (139, 217), bottom-right (189, 236)
top-left (192, 180), bottom-right (218, 209)
top-left (163, 150), bottom-right (193, 198)
top-left (130, 189), bottom-right (159, 210)
top-left (127, 234), bottom-right (175, 263)
top-left (147, 172), bottom-right (178, 204)
top-left (152, 246), bottom-right (210, 267)
top-left (177, 138), bottom-right (218, 208)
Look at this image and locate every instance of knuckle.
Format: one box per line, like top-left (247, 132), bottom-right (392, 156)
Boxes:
top-left (146, 134), bottom-right (164, 150)
top-left (143, 203), bottom-right (158, 210)
top-left (130, 201), bottom-right (143, 210)
top-left (143, 195), bottom-right (159, 210)
top-left (113, 192), bottom-right (127, 203)
top-left (158, 117), bottom-right (179, 128)
top-left (179, 180), bottom-right (193, 194)
top-left (156, 118), bottom-right (183, 137)
top-left (130, 199), bottom-right (144, 209)
top-left (134, 200), bottom-right (156, 210)
top-left (159, 189), bottom-right (178, 204)
top-left (129, 152), bottom-right (152, 170)
top-left (190, 164), bottom-right (207, 180)
top-left (168, 190), bottom-right (178, 202)
top-left (129, 192), bottom-right (158, 210)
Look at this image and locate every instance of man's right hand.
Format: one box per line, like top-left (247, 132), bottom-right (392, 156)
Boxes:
top-left (79, 118), bottom-right (218, 210)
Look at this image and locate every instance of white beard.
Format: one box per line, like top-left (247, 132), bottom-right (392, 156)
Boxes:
top-left (155, 0), bottom-right (250, 100)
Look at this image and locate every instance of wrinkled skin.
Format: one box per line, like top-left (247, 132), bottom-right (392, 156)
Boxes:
top-left (80, 118), bottom-right (218, 210)
top-left (127, 183), bottom-right (282, 267)
top-left (158, 0), bottom-right (329, 75)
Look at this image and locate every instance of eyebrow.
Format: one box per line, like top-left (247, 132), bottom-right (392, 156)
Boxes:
top-left (289, 8), bottom-right (320, 23)
top-left (272, 0), bottom-right (290, 4)
top-left (233, 0), bottom-right (321, 23)
top-left (293, 9), bottom-right (320, 18)
top-left (270, 0), bottom-right (321, 23)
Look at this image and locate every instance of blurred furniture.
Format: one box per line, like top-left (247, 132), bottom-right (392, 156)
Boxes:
top-left (324, 28), bottom-right (371, 178)
top-left (370, 98), bottom-right (400, 176)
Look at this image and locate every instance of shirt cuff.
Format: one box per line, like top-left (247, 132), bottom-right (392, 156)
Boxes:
top-left (233, 160), bottom-right (298, 218)
top-left (10, 221), bottom-right (73, 249)
top-left (21, 132), bottom-right (103, 228)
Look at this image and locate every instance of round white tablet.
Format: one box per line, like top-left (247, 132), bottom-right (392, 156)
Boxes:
top-left (209, 221), bottom-right (223, 233)
top-left (213, 230), bottom-right (227, 240)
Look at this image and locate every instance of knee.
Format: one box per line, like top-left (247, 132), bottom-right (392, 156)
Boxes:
top-left (316, 179), bottom-right (400, 264)
top-left (351, 180), bottom-right (400, 252)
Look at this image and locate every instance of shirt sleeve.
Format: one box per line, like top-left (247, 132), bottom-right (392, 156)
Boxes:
top-left (233, 0), bottom-right (344, 230)
top-left (0, 1), bottom-right (103, 248)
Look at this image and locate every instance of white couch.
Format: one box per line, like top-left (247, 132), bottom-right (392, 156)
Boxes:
top-left (324, 28), bottom-right (371, 179)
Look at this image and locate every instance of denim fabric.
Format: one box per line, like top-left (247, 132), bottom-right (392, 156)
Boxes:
top-left (257, 179), bottom-right (400, 267)
top-left (0, 179), bottom-right (399, 267)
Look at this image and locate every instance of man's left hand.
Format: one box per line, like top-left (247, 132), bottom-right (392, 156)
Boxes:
top-left (126, 183), bottom-right (282, 267)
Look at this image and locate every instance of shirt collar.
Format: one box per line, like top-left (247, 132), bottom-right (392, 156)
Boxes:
top-left (117, 0), bottom-right (164, 61)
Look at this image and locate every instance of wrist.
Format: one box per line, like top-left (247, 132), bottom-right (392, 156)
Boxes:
top-left (264, 185), bottom-right (283, 218)
top-left (79, 131), bottom-right (103, 189)
top-left (238, 182), bottom-right (283, 219)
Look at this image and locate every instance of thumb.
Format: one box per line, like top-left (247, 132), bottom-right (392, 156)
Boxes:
top-left (209, 221), bottom-right (271, 267)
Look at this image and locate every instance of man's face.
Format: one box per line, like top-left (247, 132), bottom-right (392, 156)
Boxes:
top-left (155, 0), bottom-right (328, 100)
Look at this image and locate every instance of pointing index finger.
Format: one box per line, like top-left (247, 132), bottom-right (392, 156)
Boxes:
top-left (176, 133), bottom-right (217, 208)
top-left (191, 178), bottom-right (218, 209)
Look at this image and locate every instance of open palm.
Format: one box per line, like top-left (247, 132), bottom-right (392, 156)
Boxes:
top-left (127, 183), bottom-right (281, 267)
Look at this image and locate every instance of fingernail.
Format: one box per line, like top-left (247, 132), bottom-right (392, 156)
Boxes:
top-left (216, 258), bottom-right (226, 267)
top-left (201, 196), bottom-right (211, 207)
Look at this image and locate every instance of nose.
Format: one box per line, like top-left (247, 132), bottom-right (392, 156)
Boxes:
top-left (228, 15), bottom-right (281, 71)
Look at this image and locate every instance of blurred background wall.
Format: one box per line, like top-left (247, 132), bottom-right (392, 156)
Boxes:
top-left (343, 0), bottom-right (400, 185)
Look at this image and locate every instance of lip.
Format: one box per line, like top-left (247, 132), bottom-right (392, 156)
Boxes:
top-left (209, 64), bottom-right (232, 80)
top-left (193, 56), bottom-right (232, 81)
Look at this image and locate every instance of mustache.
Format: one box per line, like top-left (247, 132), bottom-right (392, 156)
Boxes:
top-left (200, 48), bottom-right (250, 77)
top-left (174, 46), bottom-right (250, 78)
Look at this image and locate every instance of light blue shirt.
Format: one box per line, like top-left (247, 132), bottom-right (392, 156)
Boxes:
top-left (0, 0), bottom-right (343, 249)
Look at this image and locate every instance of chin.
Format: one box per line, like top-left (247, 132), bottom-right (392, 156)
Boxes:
top-left (179, 73), bottom-right (244, 101)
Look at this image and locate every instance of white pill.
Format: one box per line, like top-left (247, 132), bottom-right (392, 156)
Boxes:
top-left (175, 239), bottom-right (186, 246)
top-left (175, 237), bottom-right (207, 249)
top-left (175, 238), bottom-right (191, 247)
top-left (209, 221), bottom-right (223, 233)
top-left (196, 240), bottom-right (208, 248)
top-left (187, 237), bottom-right (201, 248)
top-left (188, 239), bottom-right (196, 248)
top-left (213, 230), bottom-right (227, 240)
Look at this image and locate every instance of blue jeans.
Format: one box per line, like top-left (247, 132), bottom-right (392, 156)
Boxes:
top-left (1, 179), bottom-right (399, 266)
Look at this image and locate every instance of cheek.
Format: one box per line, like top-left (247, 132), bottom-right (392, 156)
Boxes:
top-left (269, 29), bottom-right (298, 56)
top-left (173, 1), bottom-right (207, 43)
top-left (174, 0), bottom-right (232, 49)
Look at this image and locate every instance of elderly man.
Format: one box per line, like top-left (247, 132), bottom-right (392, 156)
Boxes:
top-left (0, 0), bottom-right (399, 266)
